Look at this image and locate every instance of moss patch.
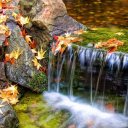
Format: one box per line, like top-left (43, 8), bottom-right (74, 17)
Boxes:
top-left (80, 27), bottom-right (128, 53)
top-left (28, 72), bottom-right (47, 92)
top-left (14, 91), bottom-right (68, 128)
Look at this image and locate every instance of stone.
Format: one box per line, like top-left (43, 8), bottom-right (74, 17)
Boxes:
top-left (19, 0), bottom-right (86, 36)
top-left (0, 62), bottom-right (6, 82)
top-left (5, 25), bottom-right (47, 92)
top-left (0, 62), bottom-right (7, 89)
top-left (0, 100), bottom-right (19, 128)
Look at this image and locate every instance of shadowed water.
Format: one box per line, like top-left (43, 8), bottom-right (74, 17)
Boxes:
top-left (44, 92), bottom-right (128, 128)
top-left (64, 0), bottom-right (128, 28)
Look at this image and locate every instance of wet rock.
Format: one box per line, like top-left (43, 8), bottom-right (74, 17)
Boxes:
top-left (0, 62), bottom-right (6, 81)
top-left (5, 25), bottom-right (46, 92)
top-left (19, 0), bottom-right (86, 36)
top-left (0, 62), bottom-right (7, 89)
top-left (0, 100), bottom-right (19, 128)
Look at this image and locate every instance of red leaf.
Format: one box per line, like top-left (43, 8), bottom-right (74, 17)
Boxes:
top-left (30, 40), bottom-right (37, 49)
top-left (4, 38), bottom-right (9, 46)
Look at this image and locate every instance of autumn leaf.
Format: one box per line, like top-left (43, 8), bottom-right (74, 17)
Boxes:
top-left (9, 47), bottom-right (23, 60)
top-left (3, 85), bottom-right (18, 95)
top-left (31, 49), bottom-right (37, 54)
top-left (12, 12), bottom-right (30, 26)
top-left (9, 98), bottom-right (19, 105)
top-left (32, 57), bottom-right (41, 70)
top-left (0, 25), bottom-right (11, 36)
top-left (0, 85), bottom-right (19, 105)
top-left (0, 15), bottom-right (8, 24)
top-left (30, 40), bottom-right (37, 49)
top-left (21, 29), bottom-right (27, 37)
top-left (19, 16), bottom-right (29, 26)
top-left (36, 48), bottom-right (46, 60)
top-left (25, 35), bottom-right (32, 44)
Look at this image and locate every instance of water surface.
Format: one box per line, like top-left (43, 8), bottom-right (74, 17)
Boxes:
top-left (64, 0), bottom-right (128, 28)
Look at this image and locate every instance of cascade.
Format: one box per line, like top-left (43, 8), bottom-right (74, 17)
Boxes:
top-left (46, 44), bottom-right (128, 127)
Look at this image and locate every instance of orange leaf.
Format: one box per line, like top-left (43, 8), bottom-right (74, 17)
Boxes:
top-left (108, 47), bottom-right (117, 53)
top-left (30, 40), bottom-right (37, 49)
top-left (21, 29), bottom-right (27, 37)
top-left (10, 58), bottom-right (15, 64)
top-left (5, 54), bottom-right (11, 62)
top-left (4, 38), bottom-right (9, 46)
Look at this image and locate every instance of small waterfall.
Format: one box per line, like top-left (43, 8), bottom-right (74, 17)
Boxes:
top-left (48, 45), bottom-right (128, 114)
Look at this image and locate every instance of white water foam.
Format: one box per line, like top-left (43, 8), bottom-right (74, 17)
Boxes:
top-left (44, 92), bottom-right (128, 128)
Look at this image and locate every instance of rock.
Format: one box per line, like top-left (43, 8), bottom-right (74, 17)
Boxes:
top-left (19, 0), bottom-right (86, 36)
top-left (5, 25), bottom-right (47, 92)
top-left (0, 62), bottom-right (7, 89)
top-left (0, 100), bottom-right (19, 128)
top-left (0, 63), bottom-right (6, 82)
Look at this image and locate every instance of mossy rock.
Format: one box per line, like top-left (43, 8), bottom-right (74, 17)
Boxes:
top-left (80, 27), bottom-right (128, 53)
top-left (28, 72), bottom-right (47, 92)
top-left (14, 91), bottom-right (69, 128)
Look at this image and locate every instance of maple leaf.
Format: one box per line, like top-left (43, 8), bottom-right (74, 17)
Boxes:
top-left (32, 57), bottom-right (41, 70)
top-left (18, 16), bottom-right (30, 26)
top-left (0, 15), bottom-right (8, 24)
top-left (25, 35), bottom-right (32, 44)
top-left (3, 85), bottom-right (18, 95)
top-left (9, 98), bottom-right (19, 105)
top-left (4, 38), bottom-right (9, 46)
top-left (9, 47), bottom-right (23, 60)
top-left (31, 49), bottom-right (37, 54)
top-left (0, 85), bottom-right (19, 105)
top-left (36, 48), bottom-right (46, 60)
top-left (21, 29), bottom-right (27, 37)
top-left (0, 25), bottom-right (10, 35)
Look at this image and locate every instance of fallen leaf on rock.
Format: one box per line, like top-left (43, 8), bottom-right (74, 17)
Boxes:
top-left (0, 85), bottom-right (19, 105)
top-left (32, 57), bottom-right (41, 70)
top-left (36, 48), bottom-right (46, 60)
top-left (25, 35), bottom-right (32, 44)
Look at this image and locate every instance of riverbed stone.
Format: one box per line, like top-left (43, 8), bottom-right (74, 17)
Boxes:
top-left (0, 100), bottom-right (19, 128)
top-left (19, 0), bottom-right (86, 36)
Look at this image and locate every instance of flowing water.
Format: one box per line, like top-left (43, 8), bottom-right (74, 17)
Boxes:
top-left (44, 92), bottom-right (128, 128)
top-left (45, 0), bottom-right (128, 127)
top-left (46, 45), bottom-right (128, 127)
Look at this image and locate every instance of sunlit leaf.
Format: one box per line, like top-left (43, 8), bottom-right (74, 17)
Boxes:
top-left (36, 48), bottom-right (46, 60)
top-left (32, 57), bottom-right (41, 70)
top-left (9, 47), bottom-right (23, 60)
top-left (25, 35), bottom-right (32, 44)
top-left (0, 15), bottom-right (7, 24)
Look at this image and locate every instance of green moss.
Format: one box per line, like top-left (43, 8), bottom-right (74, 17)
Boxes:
top-left (80, 27), bottom-right (128, 53)
top-left (14, 91), bottom-right (68, 128)
top-left (28, 72), bottom-right (47, 92)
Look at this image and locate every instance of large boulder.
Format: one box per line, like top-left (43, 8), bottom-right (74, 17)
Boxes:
top-left (19, 0), bottom-right (86, 35)
top-left (0, 100), bottom-right (19, 128)
top-left (5, 25), bottom-right (47, 92)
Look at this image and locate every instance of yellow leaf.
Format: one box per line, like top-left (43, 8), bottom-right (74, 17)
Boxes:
top-left (36, 49), bottom-right (46, 60)
top-left (9, 98), bottom-right (19, 105)
top-left (9, 47), bottom-right (23, 60)
top-left (3, 85), bottom-right (18, 95)
top-left (0, 15), bottom-right (8, 24)
top-left (25, 35), bottom-right (32, 44)
top-left (32, 57), bottom-right (41, 70)
top-left (19, 16), bottom-right (30, 26)
top-left (12, 12), bottom-right (18, 19)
